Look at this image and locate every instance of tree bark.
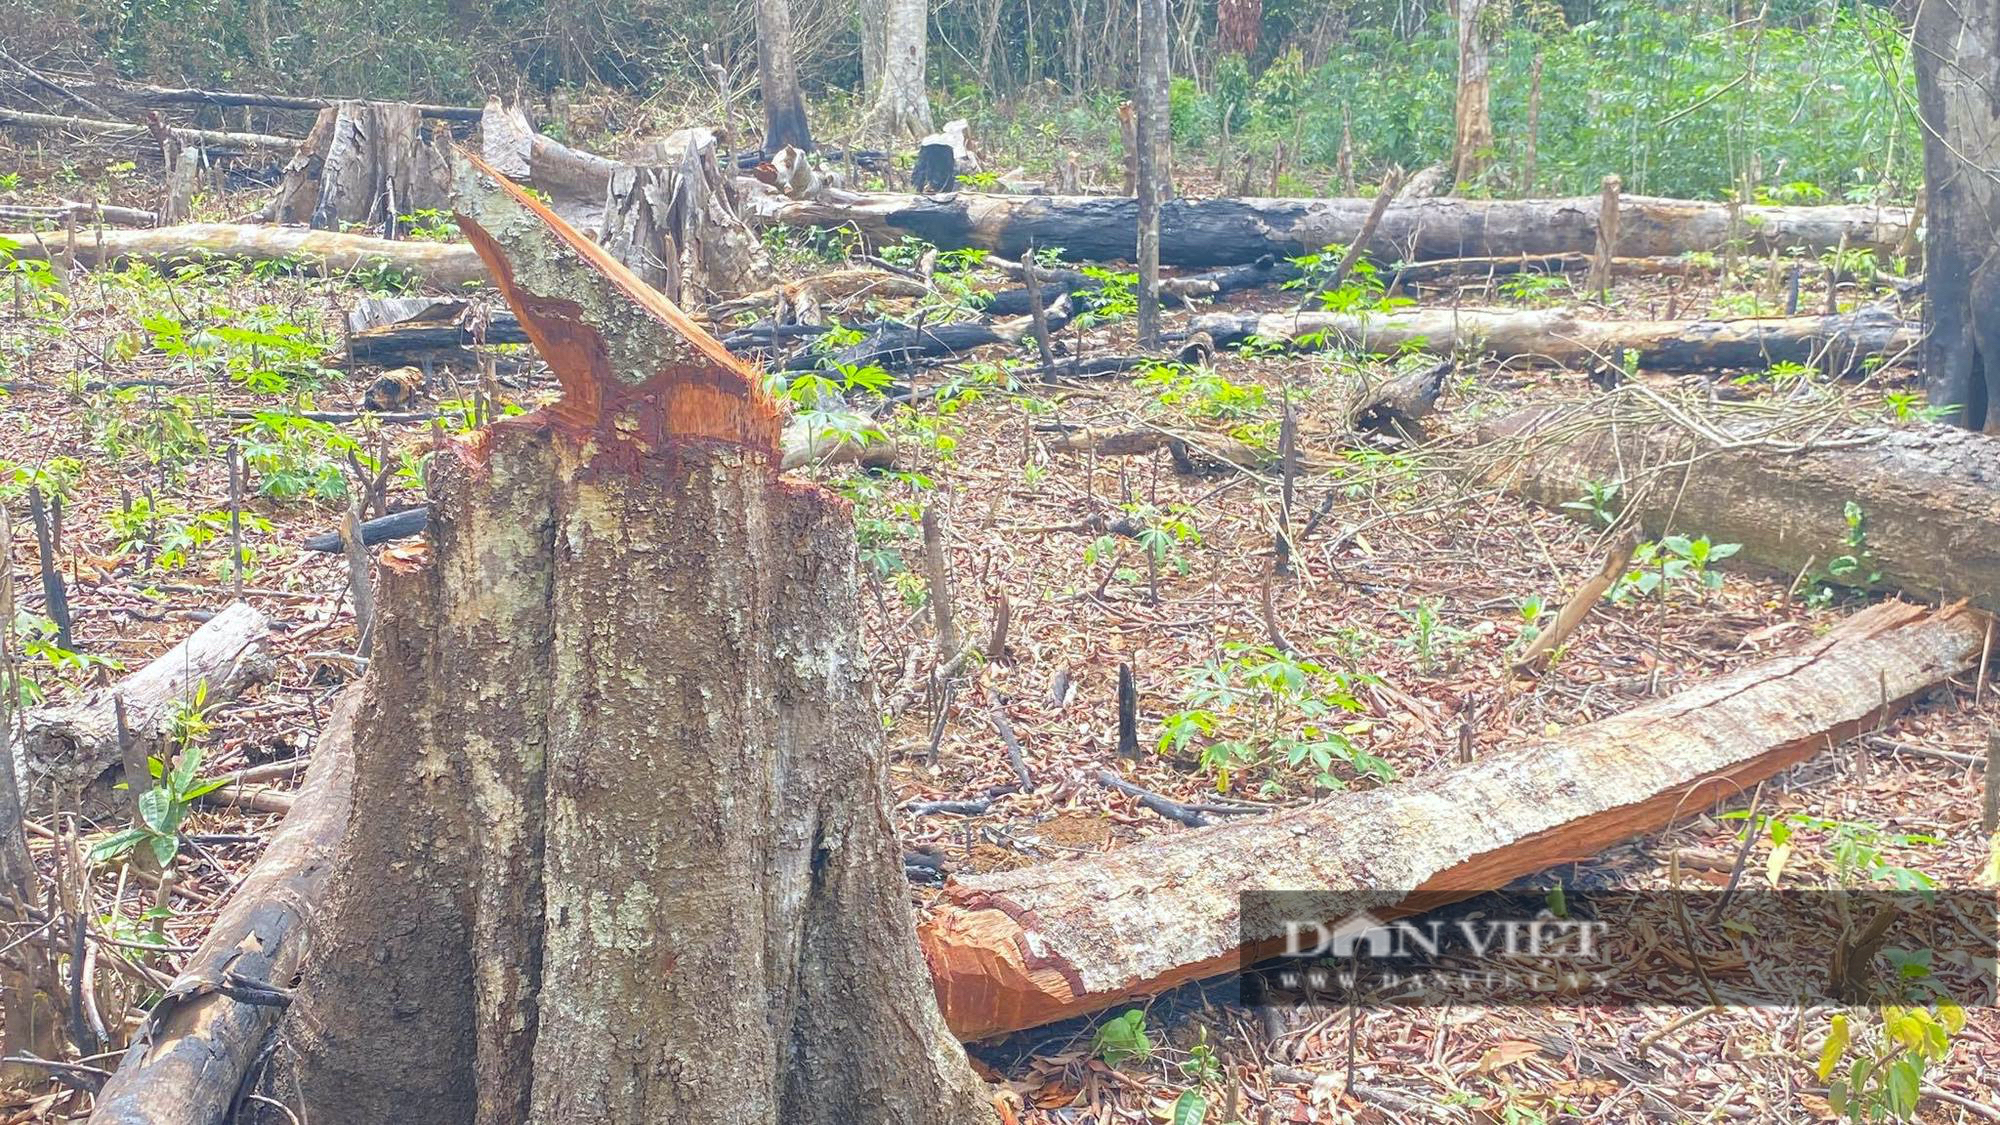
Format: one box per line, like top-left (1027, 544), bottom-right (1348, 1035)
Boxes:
top-left (1478, 405), bottom-right (2000, 613)
top-left (1134, 0), bottom-right (1171, 347)
top-left (754, 190), bottom-right (1912, 267)
top-left (0, 222), bottom-right (490, 287)
top-left (17, 602), bottom-right (273, 794)
top-left (867, 0), bottom-right (934, 138)
top-left (271, 152), bottom-right (992, 1125)
top-left (87, 694), bottom-right (357, 1125)
top-left (1913, 0), bottom-right (2000, 431)
top-left (919, 600), bottom-right (1990, 1039)
top-left (1450, 0), bottom-right (1500, 188)
top-left (1190, 305), bottom-right (1917, 376)
top-left (756, 0), bottom-right (815, 152)
top-left (260, 101), bottom-right (453, 231)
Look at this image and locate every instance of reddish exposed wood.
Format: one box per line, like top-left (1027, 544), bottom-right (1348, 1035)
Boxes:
top-left (918, 601), bottom-right (1988, 1040)
top-left (453, 151), bottom-right (782, 464)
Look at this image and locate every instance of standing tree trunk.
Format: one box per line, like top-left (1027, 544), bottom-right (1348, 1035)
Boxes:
top-left (1450, 0), bottom-right (1501, 190)
top-left (1216, 0), bottom-right (1261, 59)
top-left (269, 153), bottom-right (992, 1125)
top-left (868, 0), bottom-right (935, 138)
top-left (1914, 0), bottom-right (2000, 432)
top-left (755, 0), bottom-right (814, 152)
top-left (1134, 0), bottom-right (1171, 348)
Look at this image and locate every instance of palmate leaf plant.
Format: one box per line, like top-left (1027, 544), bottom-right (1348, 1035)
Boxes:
top-left (1158, 642), bottom-right (1390, 796)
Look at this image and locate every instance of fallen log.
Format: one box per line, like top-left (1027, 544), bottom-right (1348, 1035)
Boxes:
top-left (18, 602), bottom-right (274, 792)
top-left (87, 692), bottom-right (356, 1125)
top-left (1480, 404), bottom-right (2000, 613)
top-left (0, 106), bottom-right (295, 152)
top-left (784, 299), bottom-right (1071, 371)
top-left (0, 223), bottom-right (488, 287)
top-left (919, 599), bottom-right (1989, 1040)
top-left (1188, 306), bottom-right (1918, 376)
top-left (0, 202), bottom-right (157, 227)
top-left (756, 191), bottom-right (1912, 268)
top-left (72, 81), bottom-right (481, 121)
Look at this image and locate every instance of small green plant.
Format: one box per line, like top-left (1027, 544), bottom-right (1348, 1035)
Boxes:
top-left (398, 208), bottom-right (459, 241)
top-left (1284, 246), bottom-right (1410, 315)
top-left (91, 683), bottom-right (228, 868)
top-left (1515, 593), bottom-right (1547, 650)
top-left (1560, 479), bottom-right (1621, 527)
top-left (1819, 1004), bottom-right (1965, 1122)
top-left (1092, 1009), bottom-right (1152, 1067)
top-left (1610, 535), bottom-right (1741, 602)
top-left (1397, 598), bottom-right (1472, 672)
top-left (1158, 642), bottom-right (1384, 794)
top-left (1135, 361), bottom-right (1267, 421)
top-left (1074, 266), bottom-right (1139, 327)
top-left (1803, 501), bottom-right (1882, 605)
top-left (1498, 272), bottom-right (1571, 305)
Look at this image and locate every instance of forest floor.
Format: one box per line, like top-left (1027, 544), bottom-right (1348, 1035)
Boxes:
top-left (0, 131), bottom-right (1994, 1123)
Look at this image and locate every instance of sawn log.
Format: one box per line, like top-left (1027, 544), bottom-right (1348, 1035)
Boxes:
top-left (757, 191), bottom-right (1912, 268)
top-left (1189, 306), bottom-right (1918, 376)
top-left (17, 602), bottom-right (274, 792)
top-left (0, 223), bottom-right (489, 287)
top-left (1481, 405), bottom-right (2000, 613)
top-left (918, 600), bottom-right (1987, 1040)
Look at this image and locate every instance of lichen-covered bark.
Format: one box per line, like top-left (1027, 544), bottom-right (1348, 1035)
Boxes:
top-left (920, 601), bottom-right (1988, 1039)
top-left (1451, 0), bottom-right (1499, 186)
top-left (756, 191), bottom-right (1912, 268)
top-left (1480, 408), bottom-right (2000, 613)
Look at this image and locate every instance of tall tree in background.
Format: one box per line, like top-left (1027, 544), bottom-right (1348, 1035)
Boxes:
top-left (756, 0), bottom-right (814, 151)
top-left (1134, 0), bottom-right (1172, 347)
top-left (1914, 0), bottom-right (2000, 432)
top-left (1450, 0), bottom-right (1502, 188)
top-left (865, 0), bottom-right (934, 138)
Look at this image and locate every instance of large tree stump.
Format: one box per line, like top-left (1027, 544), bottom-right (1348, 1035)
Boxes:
top-left (270, 154), bottom-right (992, 1124)
top-left (260, 101), bottom-right (453, 231)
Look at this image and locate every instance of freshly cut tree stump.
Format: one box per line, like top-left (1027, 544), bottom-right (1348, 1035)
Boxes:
top-left (756, 190), bottom-right (1912, 267)
top-left (18, 602), bottom-right (272, 792)
top-left (920, 600), bottom-right (1988, 1039)
top-left (1190, 305), bottom-right (1917, 376)
top-left (271, 153), bottom-right (993, 1124)
top-left (1480, 404), bottom-right (2000, 613)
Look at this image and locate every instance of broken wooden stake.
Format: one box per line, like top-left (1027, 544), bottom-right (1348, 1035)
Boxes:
top-left (918, 600), bottom-right (1988, 1040)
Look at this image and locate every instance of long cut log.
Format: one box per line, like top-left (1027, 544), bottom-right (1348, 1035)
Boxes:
top-left (73, 82), bottom-right (481, 120)
top-left (1189, 306), bottom-right (1918, 376)
top-left (86, 693), bottom-right (356, 1125)
top-left (18, 602), bottom-right (273, 792)
top-left (0, 223), bottom-right (489, 288)
top-left (919, 600), bottom-right (1988, 1040)
top-left (757, 191), bottom-right (1913, 268)
top-left (1481, 406), bottom-right (2000, 613)
top-left (0, 107), bottom-right (295, 152)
